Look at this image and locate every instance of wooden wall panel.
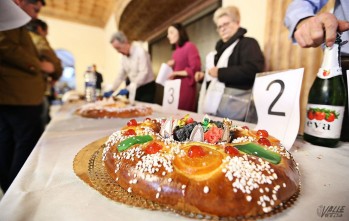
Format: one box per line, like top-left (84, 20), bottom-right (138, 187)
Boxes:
top-left (264, 0), bottom-right (334, 134)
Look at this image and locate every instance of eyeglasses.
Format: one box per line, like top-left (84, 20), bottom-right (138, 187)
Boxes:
top-left (216, 21), bottom-right (232, 31)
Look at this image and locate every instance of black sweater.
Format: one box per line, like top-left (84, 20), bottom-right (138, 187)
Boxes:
top-left (215, 27), bottom-right (265, 90)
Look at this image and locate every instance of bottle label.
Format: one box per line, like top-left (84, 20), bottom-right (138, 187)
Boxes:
top-left (317, 67), bottom-right (342, 79)
top-left (304, 104), bottom-right (345, 139)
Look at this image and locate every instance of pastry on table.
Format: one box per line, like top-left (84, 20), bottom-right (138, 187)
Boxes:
top-left (75, 97), bottom-right (152, 118)
top-left (102, 115), bottom-right (300, 219)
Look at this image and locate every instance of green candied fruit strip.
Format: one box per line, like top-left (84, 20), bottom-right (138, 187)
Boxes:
top-left (235, 143), bottom-right (281, 164)
top-left (117, 135), bottom-right (153, 152)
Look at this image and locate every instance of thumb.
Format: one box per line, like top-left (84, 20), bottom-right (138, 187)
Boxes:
top-left (338, 20), bottom-right (349, 32)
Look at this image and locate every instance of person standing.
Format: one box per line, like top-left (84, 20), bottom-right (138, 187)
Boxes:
top-left (92, 64), bottom-right (103, 95)
top-left (105, 31), bottom-right (155, 103)
top-left (197, 6), bottom-right (264, 121)
top-left (0, 0), bottom-right (53, 192)
top-left (26, 18), bottom-right (63, 126)
top-left (284, 0), bottom-right (349, 141)
top-left (167, 23), bottom-right (201, 112)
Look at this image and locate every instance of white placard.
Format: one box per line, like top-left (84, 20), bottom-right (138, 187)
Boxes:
top-left (253, 68), bottom-right (304, 150)
top-left (128, 82), bottom-right (137, 104)
top-left (202, 79), bottom-right (225, 114)
top-left (162, 79), bottom-right (181, 112)
top-left (156, 63), bottom-right (173, 86)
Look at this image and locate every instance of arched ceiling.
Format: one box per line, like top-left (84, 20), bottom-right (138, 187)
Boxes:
top-left (119, 0), bottom-right (219, 42)
top-left (40, 0), bottom-right (219, 42)
top-left (40, 0), bottom-right (118, 27)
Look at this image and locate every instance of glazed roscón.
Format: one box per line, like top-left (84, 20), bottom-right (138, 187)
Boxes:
top-left (102, 115), bottom-right (301, 218)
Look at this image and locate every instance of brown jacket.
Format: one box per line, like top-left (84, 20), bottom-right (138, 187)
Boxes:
top-left (0, 27), bottom-right (45, 105)
top-left (29, 32), bottom-right (62, 81)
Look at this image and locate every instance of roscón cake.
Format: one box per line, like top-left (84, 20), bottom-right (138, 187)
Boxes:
top-left (102, 115), bottom-right (300, 219)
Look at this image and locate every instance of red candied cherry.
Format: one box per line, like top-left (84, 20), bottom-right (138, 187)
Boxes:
top-left (258, 137), bottom-right (271, 146)
top-left (186, 117), bottom-right (194, 124)
top-left (242, 126), bottom-right (249, 130)
top-left (127, 119), bottom-right (137, 126)
top-left (123, 129), bottom-right (136, 136)
top-left (257, 129), bottom-right (269, 138)
top-left (145, 142), bottom-right (163, 154)
top-left (188, 145), bottom-right (206, 158)
top-left (224, 146), bottom-right (239, 156)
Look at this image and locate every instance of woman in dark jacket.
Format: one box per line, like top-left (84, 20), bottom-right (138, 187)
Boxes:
top-left (197, 6), bottom-right (264, 122)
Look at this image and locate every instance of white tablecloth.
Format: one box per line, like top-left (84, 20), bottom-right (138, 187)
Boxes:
top-left (0, 102), bottom-right (348, 221)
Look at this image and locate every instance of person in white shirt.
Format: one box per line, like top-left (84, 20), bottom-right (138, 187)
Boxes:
top-left (105, 31), bottom-right (155, 103)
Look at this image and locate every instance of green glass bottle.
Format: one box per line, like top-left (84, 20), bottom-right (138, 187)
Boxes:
top-left (303, 34), bottom-right (347, 147)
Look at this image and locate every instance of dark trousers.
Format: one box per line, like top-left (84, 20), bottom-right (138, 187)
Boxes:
top-left (341, 56), bottom-right (349, 141)
top-left (0, 104), bottom-right (44, 192)
top-left (135, 81), bottom-right (155, 103)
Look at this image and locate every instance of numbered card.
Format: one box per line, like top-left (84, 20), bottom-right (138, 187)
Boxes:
top-left (162, 79), bottom-right (181, 113)
top-left (253, 68), bottom-right (304, 150)
top-left (156, 63), bottom-right (173, 86)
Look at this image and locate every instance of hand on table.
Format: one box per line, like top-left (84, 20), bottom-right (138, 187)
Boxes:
top-left (117, 89), bottom-right (129, 96)
top-left (103, 90), bottom-right (114, 98)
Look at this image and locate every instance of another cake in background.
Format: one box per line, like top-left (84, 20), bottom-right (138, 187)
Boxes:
top-left (75, 97), bottom-right (152, 118)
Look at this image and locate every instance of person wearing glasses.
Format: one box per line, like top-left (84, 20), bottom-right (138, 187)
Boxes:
top-left (196, 6), bottom-right (264, 122)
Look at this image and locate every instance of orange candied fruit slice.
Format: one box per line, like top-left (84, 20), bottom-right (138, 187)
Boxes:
top-left (173, 144), bottom-right (223, 176)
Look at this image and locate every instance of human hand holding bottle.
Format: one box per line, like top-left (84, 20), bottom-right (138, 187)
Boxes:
top-left (295, 12), bottom-right (349, 48)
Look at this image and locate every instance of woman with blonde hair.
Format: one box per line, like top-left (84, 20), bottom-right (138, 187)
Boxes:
top-left (197, 6), bottom-right (264, 122)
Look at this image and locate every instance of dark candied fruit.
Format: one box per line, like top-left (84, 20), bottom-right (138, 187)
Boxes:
top-left (210, 120), bottom-right (223, 128)
top-left (173, 122), bottom-right (198, 142)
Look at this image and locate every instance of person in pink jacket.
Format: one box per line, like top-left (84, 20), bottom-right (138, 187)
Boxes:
top-left (167, 23), bottom-right (201, 112)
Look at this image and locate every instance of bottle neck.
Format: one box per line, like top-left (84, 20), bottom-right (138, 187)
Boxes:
top-left (317, 44), bottom-right (342, 79)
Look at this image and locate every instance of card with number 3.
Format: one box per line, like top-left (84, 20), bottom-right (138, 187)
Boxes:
top-left (162, 79), bottom-right (181, 113)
